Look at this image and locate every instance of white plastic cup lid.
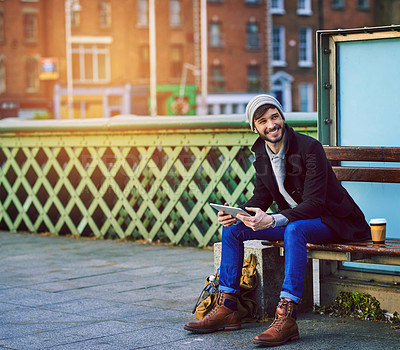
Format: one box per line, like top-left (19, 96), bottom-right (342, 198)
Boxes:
top-left (369, 218), bottom-right (387, 225)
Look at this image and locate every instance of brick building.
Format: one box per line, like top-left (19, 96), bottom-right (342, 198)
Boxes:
top-left (320, 0), bottom-right (376, 29)
top-left (0, 0), bottom-right (197, 118)
top-left (269, 0), bottom-right (319, 112)
top-left (0, 0), bottom-right (49, 118)
top-left (207, 0), bottom-right (269, 93)
top-left (0, 0), bottom-right (398, 118)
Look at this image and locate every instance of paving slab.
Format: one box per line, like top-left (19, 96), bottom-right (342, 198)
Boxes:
top-left (0, 230), bottom-right (399, 350)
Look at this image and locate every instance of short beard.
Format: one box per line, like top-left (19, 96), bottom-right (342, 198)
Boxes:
top-left (257, 125), bottom-right (285, 144)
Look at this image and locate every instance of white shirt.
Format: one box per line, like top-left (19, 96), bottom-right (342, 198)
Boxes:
top-left (265, 140), bottom-right (298, 227)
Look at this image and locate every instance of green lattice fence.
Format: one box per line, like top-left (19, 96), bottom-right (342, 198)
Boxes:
top-left (0, 115), bottom-right (316, 246)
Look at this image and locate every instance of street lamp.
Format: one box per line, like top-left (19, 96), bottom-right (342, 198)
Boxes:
top-left (65, 0), bottom-right (81, 119)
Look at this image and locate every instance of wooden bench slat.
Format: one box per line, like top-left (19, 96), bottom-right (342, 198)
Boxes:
top-left (324, 146), bottom-right (400, 162)
top-left (262, 239), bottom-right (400, 257)
top-left (332, 166), bottom-right (400, 183)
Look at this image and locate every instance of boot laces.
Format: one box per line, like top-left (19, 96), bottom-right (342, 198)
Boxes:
top-left (270, 300), bottom-right (290, 331)
top-left (271, 315), bottom-right (286, 330)
top-left (206, 291), bottom-right (224, 318)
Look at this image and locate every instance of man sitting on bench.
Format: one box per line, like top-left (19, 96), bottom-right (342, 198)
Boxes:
top-left (184, 94), bottom-right (371, 347)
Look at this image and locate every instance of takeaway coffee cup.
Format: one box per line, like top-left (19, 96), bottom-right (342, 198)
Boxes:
top-left (369, 218), bottom-right (387, 244)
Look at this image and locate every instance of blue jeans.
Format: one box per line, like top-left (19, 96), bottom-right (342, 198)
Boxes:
top-left (219, 218), bottom-right (337, 303)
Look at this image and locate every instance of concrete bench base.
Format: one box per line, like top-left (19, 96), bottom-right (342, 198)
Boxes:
top-left (213, 240), bottom-right (285, 319)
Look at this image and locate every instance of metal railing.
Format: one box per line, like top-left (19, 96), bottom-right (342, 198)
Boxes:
top-left (0, 113), bottom-right (317, 246)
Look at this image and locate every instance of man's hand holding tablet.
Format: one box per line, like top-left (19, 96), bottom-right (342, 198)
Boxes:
top-left (210, 203), bottom-right (251, 228)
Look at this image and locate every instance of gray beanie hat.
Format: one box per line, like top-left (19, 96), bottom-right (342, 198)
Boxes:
top-left (245, 94), bottom-right (285, 131)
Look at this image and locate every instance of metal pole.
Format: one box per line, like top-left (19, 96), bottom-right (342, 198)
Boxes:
top-left (179, 63), bottom-right (199, 100)
top-left (200, 0), bottom-right (208, 115)
top-left (149, 0), bottom-right (157, 116)
top-left (179, 64), bottom-right (188, 100)
top-left (266, 0), bottom-right (273, 92)
top-left (65, 0), bottom-right (74, 119)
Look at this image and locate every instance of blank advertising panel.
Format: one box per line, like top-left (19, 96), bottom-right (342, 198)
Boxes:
top-left (336, 36), bottom-right (400, 273)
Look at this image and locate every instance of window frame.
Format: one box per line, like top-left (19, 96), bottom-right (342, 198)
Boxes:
top-left (332, 0), bottom-right (345, 10)
top-left (298, 26), bottom-right (313, 67)
top-left (245, 0), bottom-right (261, 6)
top-left (99, 0), bottom-right (111, 29)
top-left (247, 64), bottom-right (261, 92)
top-left (209, 21), bottom-right (224, 48)
top-left (358, 0), bottom-right (369, 10)
top-left (170, 0), bottom-right (182, 27)
top-left (23, 11), bottom-right (38, 43)
top-left (272, 25), bottom-right (286, 67)
top-left (270, 0), bottom-right (285, 15)
top-left (299, 82), bottom-right (314, 112)
top-left (71, 43), bottom-right (111, 84)
top-left (246, 22), bottom-right (261, 50)
top-left (297, 0), bottom-right (313, 16)
top-left (210, 64), bottom-right (225, 92)
top-left (137, 0), bottom-right (148, 27)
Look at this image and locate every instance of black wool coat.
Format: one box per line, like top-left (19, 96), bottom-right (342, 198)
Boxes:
top-left (242, 124), bottom-right (371, 242)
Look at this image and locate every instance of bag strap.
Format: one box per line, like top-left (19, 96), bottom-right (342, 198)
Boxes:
top-left (192, 276), bottom-right (218, 314)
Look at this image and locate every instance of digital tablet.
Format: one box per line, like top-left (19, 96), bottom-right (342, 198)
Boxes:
top-left (210, 203), bottom-right (250, 217)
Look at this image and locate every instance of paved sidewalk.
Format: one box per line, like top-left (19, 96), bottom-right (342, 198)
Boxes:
top-left (0, 230), bottom-right (399, 350)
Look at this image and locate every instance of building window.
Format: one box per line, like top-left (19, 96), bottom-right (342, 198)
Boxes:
top-left (0, 55), bottom-right (5, 94)
top-left (171, 45), bottom-right (183, 78)
top-left (247, 65), bottom-right (261, 92)
top-left (297, 0), bottom-right (312, 15)
top-left (298, 27), bottom-right (313, 67)
top-left (210, 64), bottom-right (225, 92)
top-left (26, 56), bottom-right (38, 92)
top-left (332, 0), bottom-right (345, 9)
top-left (209, 22), bottom-right (224, 48)
top-left (272, 25), bottom-right (286, 67)
top-left (0, 12), bottom-right (4, 42)
top-left (139, 45), bottom-right (149, 79)
top-left (170, 0), bottom-right (181, 27)
top-left (99, 0), bottom-right (111, 28)
top-left (23, 13), bottom-right (38, 42)
top-left (245, 0), bottom-right (260, 5)
top-left (246, 22), bottom-right (260, 50)
top-left (358, 0), bottom-right (369, 10)
top-left (270, 0), bottom-right (285, 14)
top-left (72, 44), bottom-right (110, 83)
top-left (138, 0), bottom-right (148, 26)
top-left (299, 83), bottom-right (314, 112)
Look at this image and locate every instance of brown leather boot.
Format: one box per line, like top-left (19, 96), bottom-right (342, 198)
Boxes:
top-left (253, 298), bottom-right (299, 346)
top-left (184, 291), bottom-right (241, 333)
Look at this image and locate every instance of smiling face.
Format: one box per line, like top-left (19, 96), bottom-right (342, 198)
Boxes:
top-left (253, 107), bottom-right (285, 148)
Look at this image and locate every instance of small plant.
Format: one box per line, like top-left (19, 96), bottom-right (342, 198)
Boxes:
top-left (314, 291), bottom-right (399, 324)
